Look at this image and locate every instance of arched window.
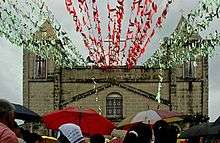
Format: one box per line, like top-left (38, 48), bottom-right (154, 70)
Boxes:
top-left (106, 93), bottom-right (123, 119)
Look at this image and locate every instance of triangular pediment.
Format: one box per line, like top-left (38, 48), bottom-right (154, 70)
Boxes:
top-left (62, 82), bottom-right (170, 107)
top-left (175, 16), bottom-right (202, 40)
top-left (32, 20), bottom-right (57, 40)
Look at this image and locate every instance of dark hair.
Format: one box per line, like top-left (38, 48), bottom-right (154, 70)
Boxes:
top-left (188, 137), bottom-right (200, 143)
top-left (29, 133), bottom-right (43, 143)
top-left (21, 129), bottom-right (31, 142)
top-left (153, 120), bottom-right (178, 143)
top-left (57, 131), bottom-right (71, 143)
top-left (23, 131), bottom-right (42, 143)
top-left (90, 134), bottom-right (105, 143)
top-left (123, 122), bottom-right (152, 143)
top-left (153, 120), bottom-right (169, 143)
top-left (0, 99), bottom-right (15, 112)
top-left (168, 125), bottom-right (178, 143)
top-left (0, 99), bottom-right (15, 120)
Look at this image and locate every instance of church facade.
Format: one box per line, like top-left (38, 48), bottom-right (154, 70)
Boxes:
top-left (23, 18), bottom-right (209, 122)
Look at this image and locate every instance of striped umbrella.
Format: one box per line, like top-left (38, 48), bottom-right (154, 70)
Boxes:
top-left (118, 110), bottom-right (183, 130)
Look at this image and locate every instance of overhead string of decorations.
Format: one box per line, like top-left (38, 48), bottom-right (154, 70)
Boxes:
top-left (0, 0), bottom-right (85, 68)
top-left (65, 0), bottom-right (173, 69)
top-left (144, 0), bottom-right (220, 69)
top-left (124, 0), bottom-right (171, 69)
top-left (144, 0), bottom-right (220, 102)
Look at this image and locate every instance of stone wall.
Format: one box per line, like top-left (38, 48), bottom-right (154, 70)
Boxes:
top-left (28, 82), bottom-right (54, 115)
top-left (23, 52), bottom-right (208, 118)
top-left (22, 56), bottom-right (208, 136)
top-left (65, 85), bottom-right (169, 118)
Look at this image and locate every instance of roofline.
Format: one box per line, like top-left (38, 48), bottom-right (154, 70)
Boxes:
top-left (63, 65), bottom-right (164, 70)
top-left (61, 82), bottom-right (170, 107)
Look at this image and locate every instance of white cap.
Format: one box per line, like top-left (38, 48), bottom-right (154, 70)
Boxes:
top-left (57, 123), bottom-right (84, 143)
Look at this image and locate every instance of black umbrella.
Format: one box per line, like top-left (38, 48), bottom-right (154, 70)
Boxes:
top-left (214, 116), bottom-right (220, 125)
top-left (12, 103), bottom-right (40, 122)
top-left (179, 122), bottom-right (220, 138)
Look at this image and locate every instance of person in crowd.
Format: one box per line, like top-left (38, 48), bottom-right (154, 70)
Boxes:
top-left (14, 124), bottom-right (42, 143)
top-left (13, 121), bottom-right (27, 143)
top-left (153, 120), bottom-right (169, 143)
top-left (109, 137), bottom-right (123, 143)
top-left (28, 133), bottom-right (43, 143)
top-left (17, 137), bottom-right (27, 143)
top-left (90, 134), bottom-right (105, 143)
top-left (18, 130), bottom-right (42, 143)
top-left (123, 122), bottom-right (152, 143)
top-left (0, 99), bottom-right (19, 143)
top-left (187, 136), bottom-right (200, 143)
top-left (57, 123), bottom-right (85, 143)
top-left (153, 120), bottom-right (178, 143)
top-left (215, 138), bottom-right (220, 143)
top-left (21, 129), bottom-right (32, 143)
top-left (111, 129), bottom-right (127, 141)
top-left (168, 125), bottom-right (178, 143)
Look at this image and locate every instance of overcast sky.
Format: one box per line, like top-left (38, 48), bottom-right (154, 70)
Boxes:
top-left (0, 0), bottom-right (220, 121)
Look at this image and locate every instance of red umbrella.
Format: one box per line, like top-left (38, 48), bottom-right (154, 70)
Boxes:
top-left (42, 107), bottom-right (116, 136)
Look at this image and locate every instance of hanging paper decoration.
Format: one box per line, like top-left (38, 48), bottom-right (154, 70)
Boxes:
top-left (92, 77), bottom-right (102, 114)
top-left (156, 69), bottom-right (163, 103)
top-left (65, 0), bottom-right (106, 67)
top-left (126, 1), bottom-right (171, 69)
top-left (2, 0), bottom-right (219, 71)
top-left (0, 0), bottom-right (86, 68)
top-left (65, 0), bottom-right (172, 69)
top-left (143, 0), bottom-right (220, 103)
top-left (143, 0), bottom-right (220, 69)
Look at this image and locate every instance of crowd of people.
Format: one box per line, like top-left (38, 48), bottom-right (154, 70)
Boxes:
top-left (0, 99), bottom-right (179, 143)
top-left (55, 121), bottom-right (178, 143)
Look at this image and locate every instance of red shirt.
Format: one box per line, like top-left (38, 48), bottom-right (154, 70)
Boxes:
top-left (0, 122), bottom-right (19, 143)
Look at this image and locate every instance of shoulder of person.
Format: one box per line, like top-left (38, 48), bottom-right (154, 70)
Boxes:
top-left (0, 126), bottom-right (19, 143)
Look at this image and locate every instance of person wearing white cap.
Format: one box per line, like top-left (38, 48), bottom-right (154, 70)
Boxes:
top-left (57, 123), bottom-right (85, 143)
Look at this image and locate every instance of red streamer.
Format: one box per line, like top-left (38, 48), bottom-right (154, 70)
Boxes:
top-left (64, 0), bottom-right (171, 69)
top-left (126, 0), bottom-right (170, 68)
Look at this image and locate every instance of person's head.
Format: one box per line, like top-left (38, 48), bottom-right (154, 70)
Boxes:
top-left (153, 120), bottom-right (169, 143)
top-left (57, 123), bottom-right (85, 143)
top-left (167, 125), bottom-right (178, 143)
top-left (90, 134), bottom-right (105, 143)
top-left (29, 133), bottom-right (43, 143)
top-left (110, 137), bottom-right (123, 143)
top-left (153, 120), bottom-right (178, 143)
top-left (123, 122), bottom-right (152, 143)
top-left (21, 129), bottom-right (32, 143)
top-left (0, 99), bottom-right (15, 128)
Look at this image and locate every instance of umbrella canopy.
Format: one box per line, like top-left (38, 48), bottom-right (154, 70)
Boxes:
top-left (179, 122), bottom-right (220, 138)
top-left (12, 103), bottom-right (40, 122)
top-left (180, 116), bottom-right (220, 138)
top-left (118, 110), bottom-right (183, 129)
top-left (42, 107), bottom-right (116, 136)
top-left (214, 116), bottom-right (220, 125)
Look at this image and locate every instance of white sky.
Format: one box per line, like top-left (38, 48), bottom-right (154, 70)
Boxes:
top-left (0, 0), bottom-right (220, 121)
